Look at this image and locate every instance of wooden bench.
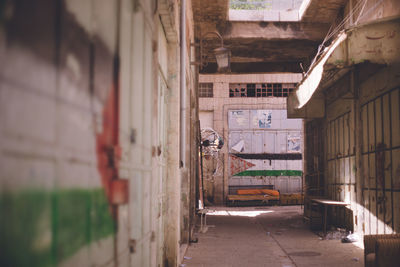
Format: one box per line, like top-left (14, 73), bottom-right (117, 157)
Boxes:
top-left (227, 187), bottom-right (279, 206)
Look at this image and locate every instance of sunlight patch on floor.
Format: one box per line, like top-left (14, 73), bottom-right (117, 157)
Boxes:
top-left (207, 209), bottom-right (274, 217)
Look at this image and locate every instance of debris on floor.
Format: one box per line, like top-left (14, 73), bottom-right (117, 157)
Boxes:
top-left (341, 232), bottom-right (360, 243)
top-left (318, 227), bottom-right (348, 240)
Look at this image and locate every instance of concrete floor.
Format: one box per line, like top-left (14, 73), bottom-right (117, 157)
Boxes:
top-left (182, 206), bottom-right (364, 267)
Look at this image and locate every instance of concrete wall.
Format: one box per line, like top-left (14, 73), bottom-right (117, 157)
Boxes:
top-left (0, 1), bottom-right (121, 266)
top-left (199, 73), bottom-right (302, 204)
top-left (0, 0), bottom-right (199, 266)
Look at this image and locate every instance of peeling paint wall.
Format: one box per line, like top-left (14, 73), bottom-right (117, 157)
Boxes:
top-left (0, 0), bottom-right (121, 265)
top-left (0, 0), bottom-right (199, 266)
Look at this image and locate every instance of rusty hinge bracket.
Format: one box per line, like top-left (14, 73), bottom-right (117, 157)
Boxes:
top-left (129, 239), bottom-right (136, 253)
top-left (104, 145), bottom-right (122, 168)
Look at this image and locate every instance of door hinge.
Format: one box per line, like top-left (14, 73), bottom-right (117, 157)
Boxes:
top-left (129, 239), bottom-right (136, 253)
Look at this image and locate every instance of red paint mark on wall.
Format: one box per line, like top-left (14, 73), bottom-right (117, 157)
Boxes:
top-left (229, 155), bottom-right (255, 176)
top-left (96, 84), bottom-right (120, 207)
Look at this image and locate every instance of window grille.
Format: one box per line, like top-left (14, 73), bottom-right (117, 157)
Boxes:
top-left (199, 83), bottom-right (213, 97)
top-left (229, 83), bottom-right (296, 98)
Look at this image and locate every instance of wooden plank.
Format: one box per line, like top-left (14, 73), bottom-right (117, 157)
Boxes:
top-left (227, 195), bottom-right (279, 201)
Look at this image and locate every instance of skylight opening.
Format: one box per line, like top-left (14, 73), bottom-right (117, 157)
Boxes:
top-left (229, 0), bottom-right (311, 22)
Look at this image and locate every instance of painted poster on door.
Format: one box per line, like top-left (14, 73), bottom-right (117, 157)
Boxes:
top-left (287, 135), bottom-right (301, 153)
top-left (251, 110), bottom-right (272, 129)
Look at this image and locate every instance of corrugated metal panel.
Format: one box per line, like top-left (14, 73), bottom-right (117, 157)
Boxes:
top-left (264, 132), bottom-right (276, 153)
top-left (228, 110), bottom-right (250, 129)
top-left (229, 109), bottom-right (302, 130)
top-left (276, 132), bottom-right (287, 153)
top-left (228, 109), bottom-right (303, 194)
top-left (253, 132), bottom-right (264, 153)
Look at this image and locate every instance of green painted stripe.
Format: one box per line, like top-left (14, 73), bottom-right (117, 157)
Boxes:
top-left (234, 170), bottom-right (303, 177)
top-left (0, 188), bottom-right (115, 267)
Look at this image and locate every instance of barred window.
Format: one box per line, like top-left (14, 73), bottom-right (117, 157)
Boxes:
top-left (229, 83), bottom-right (296, 98)
top-left (199, 83), bottom-right (213, 97)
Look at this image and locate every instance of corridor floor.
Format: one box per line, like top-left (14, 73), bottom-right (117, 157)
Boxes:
top-left (182, 206), bottom-right (364, 267)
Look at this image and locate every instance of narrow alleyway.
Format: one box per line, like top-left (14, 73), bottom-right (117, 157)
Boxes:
top-left (1, 0), bottom-right (399, 266)
top-left (183, 206), bottom-right (364, 267)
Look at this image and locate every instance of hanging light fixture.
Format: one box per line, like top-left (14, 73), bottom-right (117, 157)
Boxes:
top-left (191, 31), bottom-right (231, 72)
top-left (214, 46), bottom-right (230, 72)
